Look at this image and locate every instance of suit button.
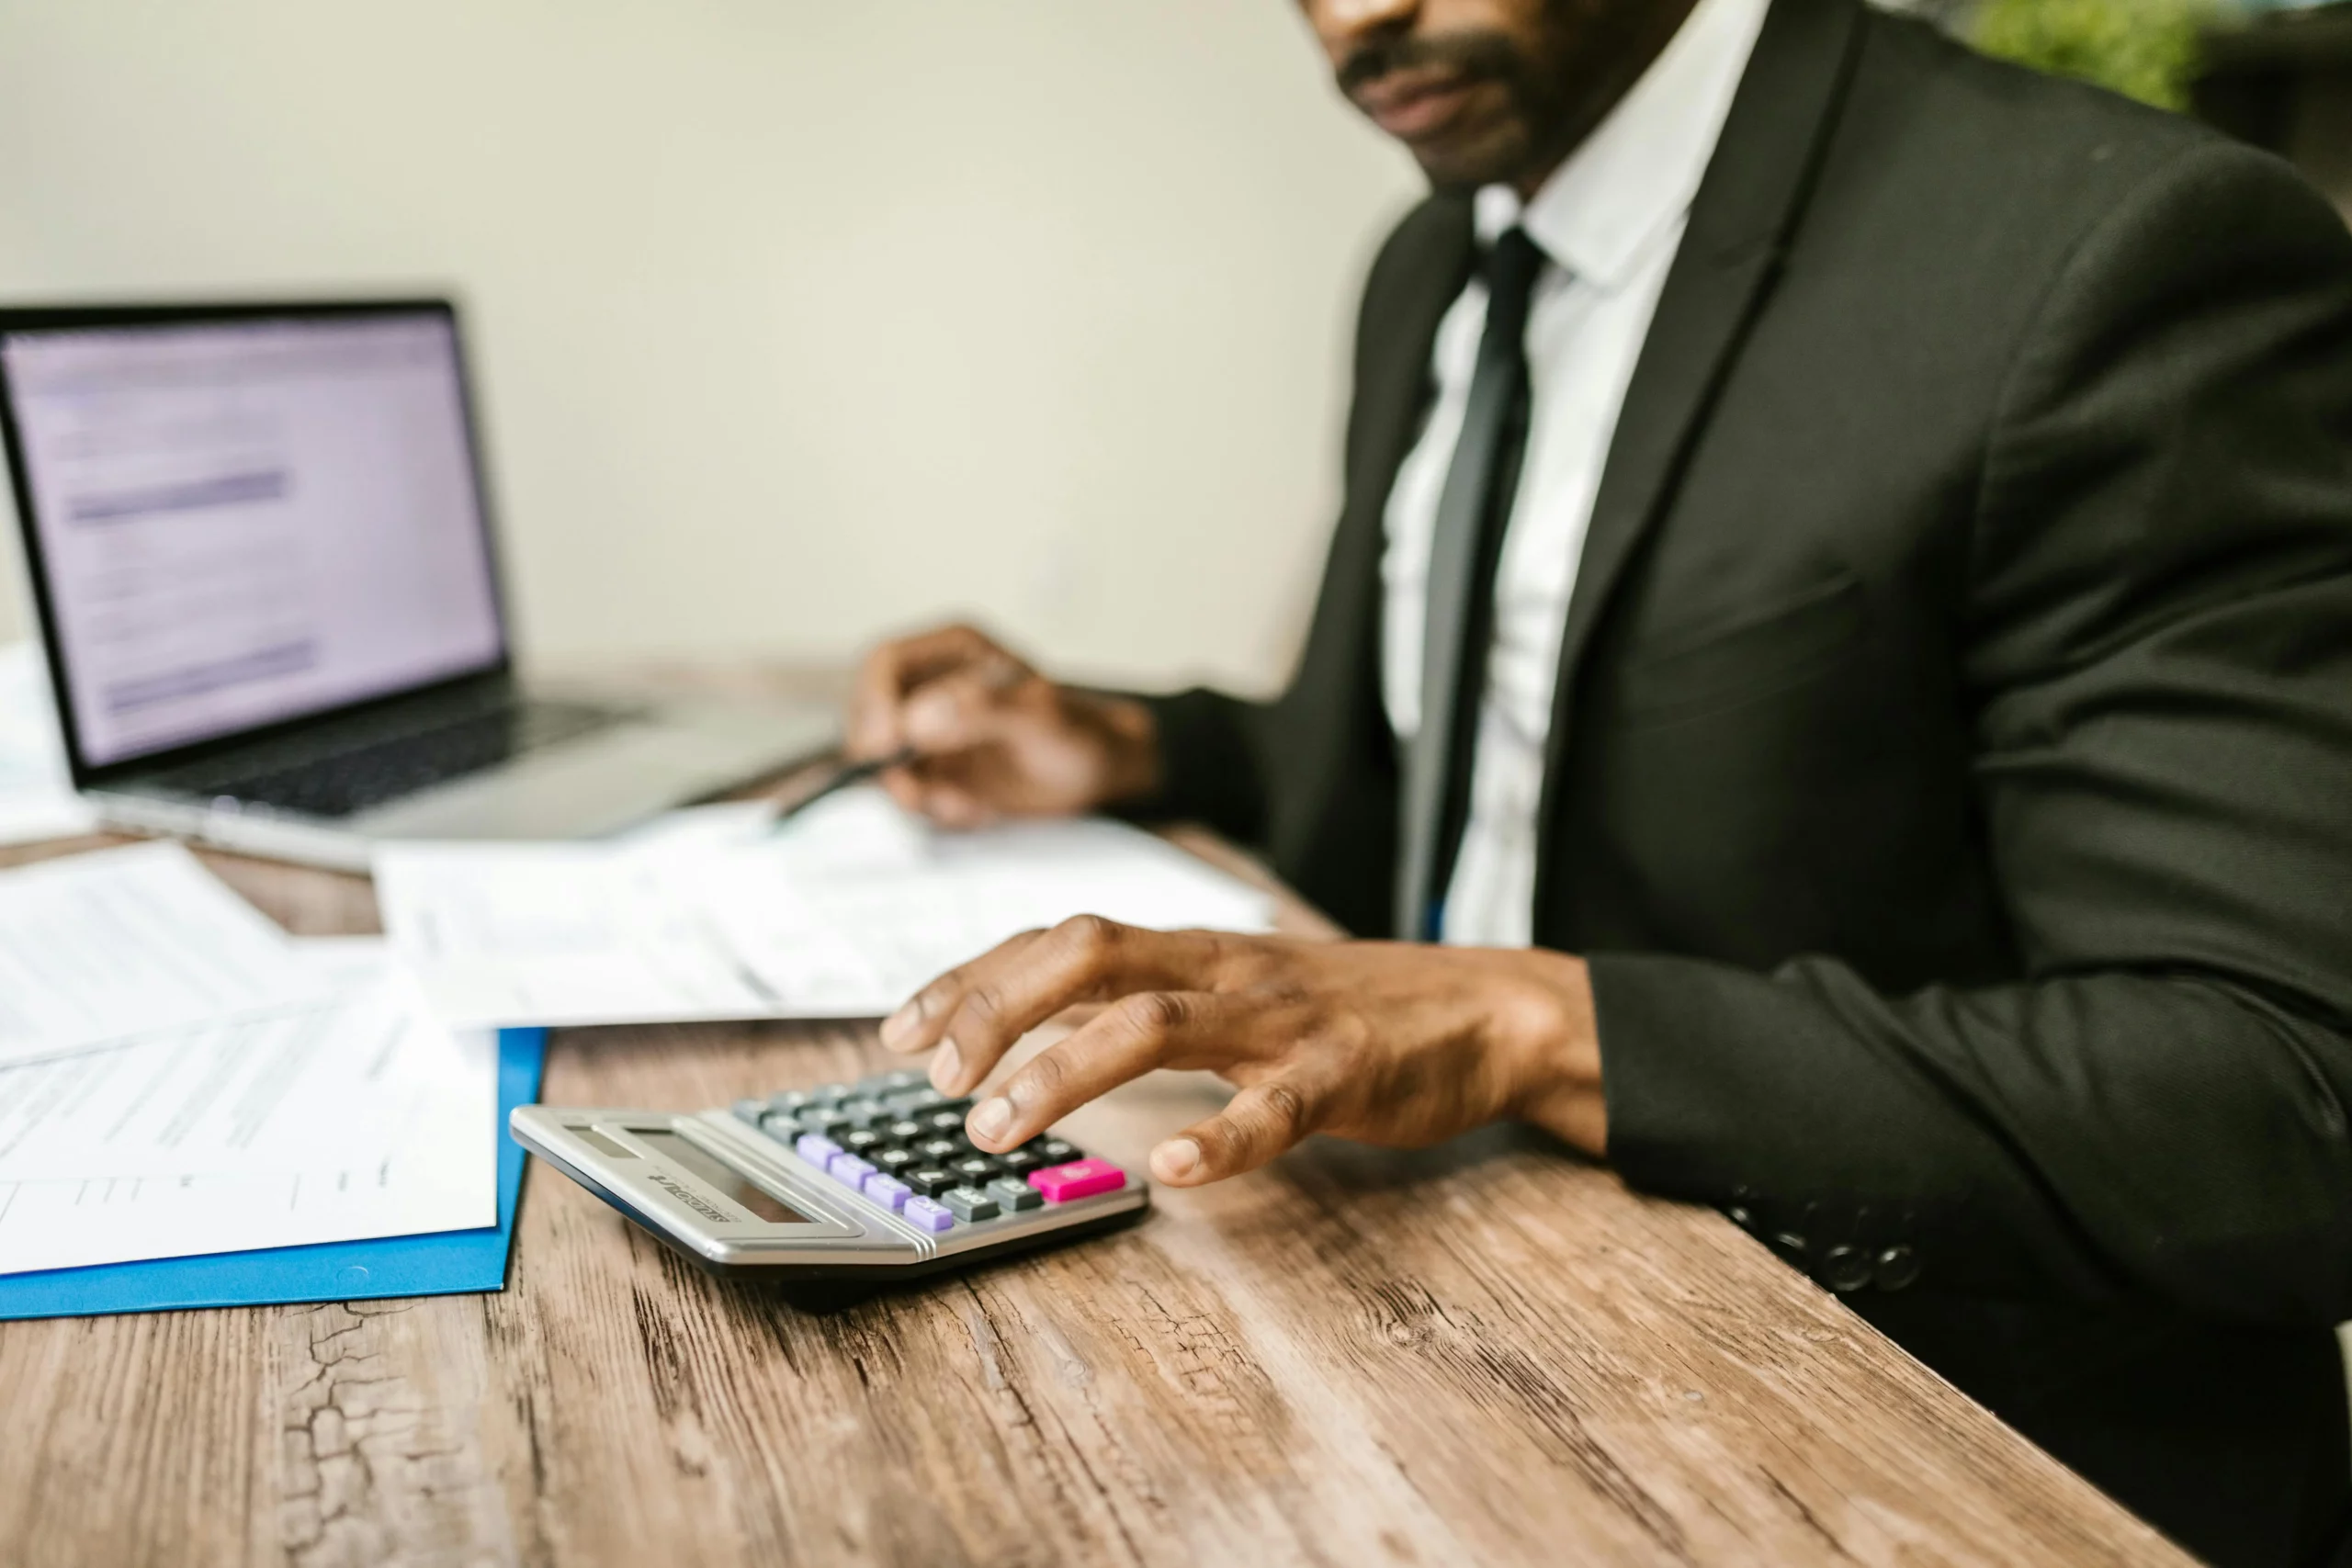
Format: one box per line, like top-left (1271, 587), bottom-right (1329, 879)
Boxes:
top-left (1820, 1245), bottom-right (1873, 1292)
top-left (1874, 1245), bottom-right (1921, 1292)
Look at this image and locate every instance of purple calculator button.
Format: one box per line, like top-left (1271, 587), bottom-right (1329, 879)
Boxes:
top-left (795, 1133), bottom-right (842, 1166)
top-left (902, 1196), bottom-right (955, 1233)
top-left (862, 1172), bottom-right (911, 1212)
top-left (827, 1152), bottom-right (876, 1187)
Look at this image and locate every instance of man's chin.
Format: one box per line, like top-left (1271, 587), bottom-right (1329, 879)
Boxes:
top-left (1401, 118), bottom-right (1538, 195)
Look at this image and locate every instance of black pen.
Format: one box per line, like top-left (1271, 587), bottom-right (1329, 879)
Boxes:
top-left (769, 745), bottom-right (920, 829)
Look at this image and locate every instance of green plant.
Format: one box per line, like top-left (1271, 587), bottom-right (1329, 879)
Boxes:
top-left (1972, 0), bottom-right (2211, 110)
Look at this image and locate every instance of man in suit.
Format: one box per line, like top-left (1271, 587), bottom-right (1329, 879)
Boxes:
top-left (846, 0), bottom-right (2352, 1560)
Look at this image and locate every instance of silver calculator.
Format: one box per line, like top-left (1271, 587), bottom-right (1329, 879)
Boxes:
top-left (511, 1068), bottom-right (1149, 1281)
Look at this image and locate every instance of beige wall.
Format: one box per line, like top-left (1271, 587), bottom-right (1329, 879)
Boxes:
top-left (0, 1), bottom-right (1423, 695)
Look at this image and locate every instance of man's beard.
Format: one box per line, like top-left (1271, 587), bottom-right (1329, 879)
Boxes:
top-left (1337, 28), bottom-right (1563, 191)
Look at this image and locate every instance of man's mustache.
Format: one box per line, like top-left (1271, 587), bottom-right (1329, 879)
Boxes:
top-left (1336, 28), bottom-right (1524, 98)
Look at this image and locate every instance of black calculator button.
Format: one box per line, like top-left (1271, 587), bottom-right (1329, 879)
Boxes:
top-left (952, 1156), bottom-right (1000, 1184)
top-left (808, 1083), bottom-right (854, 1105)
top-left (985, 1178), bottom-right (1044, 1213)
top-left (837, 1099), bottom-right (888, 1128)
top-left (888, 1088), bottom-right (947, 1113)
top-left (759, 1111), bottom-right (802, 1141)
top-left (841, 1129), bottom-right (886, 1155)
top-left (873, 1147), bottom-right (920, 1173)
top-left (996, 1148), bottom-right (1043, 1174)
top-left (925, 1110), bottom-right (968, 1133)
top-left (733, 1099), bottom-right (769, 1127)
top-left (906, 1167), bottom-right (958, 1199)
top-left (1034, 1138), bottom-right (1079, 1165)
top-left (767, 1089), bottom-right (816, 1112)
top-left (942, 1186), bottom-right (1001, 1222)
top-left (797, 1109), bottom-right (849, 1135)
top-left (916, 1137), bottom-right (965, 1163)
top-left (885, 1120), bottom-right (925, 1143)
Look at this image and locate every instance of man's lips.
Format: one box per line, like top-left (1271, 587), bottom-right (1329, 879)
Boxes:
top-left (1351, 68), bottom-right (1485, 140)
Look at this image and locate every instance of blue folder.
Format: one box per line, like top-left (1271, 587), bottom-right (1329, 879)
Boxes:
top-left (0, 1027), bottom-right (546, 1322)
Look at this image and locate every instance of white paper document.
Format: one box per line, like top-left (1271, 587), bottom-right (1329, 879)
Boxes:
top-left (0, 642), bottom-right (96, 847)
top-left (377, 788), bottom-right (1278, 1028)
top-left (0, 840), bottom-right (330, 1067)
top-left (0, 941), bottom-right (499, 1276)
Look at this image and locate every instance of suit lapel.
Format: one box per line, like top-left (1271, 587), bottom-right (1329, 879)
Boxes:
top-left (1350, 211), bottom-right (1476, 507)
top-left (1532, 0), bottom-right (1866, 910)
top-left (1327, 200), bottom-right (1476, 754)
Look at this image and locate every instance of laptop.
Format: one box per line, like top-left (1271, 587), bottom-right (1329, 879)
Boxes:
top-left (0, 299), bottom-right (836, 871)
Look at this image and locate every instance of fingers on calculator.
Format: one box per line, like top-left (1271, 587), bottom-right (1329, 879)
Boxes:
top-left (736, 1069), bottom-right (1126, 1236)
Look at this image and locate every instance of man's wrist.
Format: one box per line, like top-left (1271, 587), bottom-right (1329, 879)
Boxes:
top-left (1498, 950), bottom-right (1609, 1157)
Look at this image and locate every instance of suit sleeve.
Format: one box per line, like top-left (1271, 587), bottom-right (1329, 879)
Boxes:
top-left (1597, 143), bottom-right (2352, 1326)
top-left (1124, 685), bottom-right (1272, 846)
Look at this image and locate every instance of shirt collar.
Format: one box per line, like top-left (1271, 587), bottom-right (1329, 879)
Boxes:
top-left (1473, 0), bottom-right (1770, 291)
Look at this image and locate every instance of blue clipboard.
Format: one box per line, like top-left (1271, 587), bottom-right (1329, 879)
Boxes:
top-left (0, 1027), bottom-right (547, 1322)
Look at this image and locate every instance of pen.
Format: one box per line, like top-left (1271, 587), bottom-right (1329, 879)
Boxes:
top-left (775, 659), bottom-right (1023, 830)
top-left (770, 745), bottom-right (919, 829)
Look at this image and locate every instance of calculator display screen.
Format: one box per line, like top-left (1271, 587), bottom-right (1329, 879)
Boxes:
top-left (632, 1130), bottom-right (810, 1225)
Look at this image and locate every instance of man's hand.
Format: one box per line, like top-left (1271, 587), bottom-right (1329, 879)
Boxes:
top-left (847, 624), bottom-right (1161, 828)
top-left (877, 919), bottom-right (1607, 1185)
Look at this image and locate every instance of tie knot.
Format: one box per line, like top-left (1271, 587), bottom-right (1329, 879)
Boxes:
top-left (1483, 227), bottom-right (1546, 308)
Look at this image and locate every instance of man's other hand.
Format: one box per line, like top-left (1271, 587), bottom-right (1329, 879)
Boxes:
top-left (846, 624), bottom-right (1161, 828)
top-left (877, 919), bottom-right (1608, 1184)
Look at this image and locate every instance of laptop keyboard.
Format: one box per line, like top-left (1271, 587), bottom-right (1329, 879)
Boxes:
top-left (165, 699), bottom-right (623, 819)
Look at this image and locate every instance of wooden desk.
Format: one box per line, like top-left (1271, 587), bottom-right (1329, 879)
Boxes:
top-left (0, 820), bottom-right (2189, 1567)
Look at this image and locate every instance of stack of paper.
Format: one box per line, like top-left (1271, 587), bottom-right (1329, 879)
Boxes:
top-left (0, 841), bottom-right (329, 1066)
top-left (377, 787), bottom-right (1277, 1028)
top-left (0, 844), bottom-right (501, 1280)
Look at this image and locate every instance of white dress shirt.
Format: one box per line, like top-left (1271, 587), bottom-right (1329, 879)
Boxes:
top-left (1379, 0), bottom-right (1768, 948)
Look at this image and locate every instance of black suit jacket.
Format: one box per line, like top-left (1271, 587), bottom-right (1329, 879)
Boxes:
top-left (1132, 3), bottom-right (2352, 1562)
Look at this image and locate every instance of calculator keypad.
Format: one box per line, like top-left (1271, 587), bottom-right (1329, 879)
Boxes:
top-left (752, 1067), bottom-right (1125, 1235)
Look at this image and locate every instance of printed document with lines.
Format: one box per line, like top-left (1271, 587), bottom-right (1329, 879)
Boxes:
top-left (0, 840), bottom-right (328, 1066)
top-left (0, 940), bottom-right (498, 1276)
top-left (376, 788), bottom-right (1277, 1028)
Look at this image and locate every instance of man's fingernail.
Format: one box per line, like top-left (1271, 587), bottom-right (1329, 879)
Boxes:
top-left (1153, 1139), bottom-right (1202, 1182)
top-left (968, 1098), bottom-right (1013, 1145)
top-left (929, 1039), bottom-right (962, 1092)
top-left (879, 1004), bottom-right (918, 1049)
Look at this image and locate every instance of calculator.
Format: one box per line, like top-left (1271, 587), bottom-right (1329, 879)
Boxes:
top-left (510, 1068), bottom-right (1149, 1281)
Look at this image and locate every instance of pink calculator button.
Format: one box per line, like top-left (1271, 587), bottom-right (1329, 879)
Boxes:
top-left (1027, 1159), bottom-right (1125, 1203)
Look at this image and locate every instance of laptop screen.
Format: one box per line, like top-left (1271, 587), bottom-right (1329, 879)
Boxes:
top-left (0, 308), bottom-right (507, 772)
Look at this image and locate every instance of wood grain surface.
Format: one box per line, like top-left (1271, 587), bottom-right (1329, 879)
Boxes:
top-left (0, 818), bottom-right (2193, 1567)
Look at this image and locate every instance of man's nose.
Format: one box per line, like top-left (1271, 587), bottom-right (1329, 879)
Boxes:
top-left (1304, 0), bottom-right (1420, 51)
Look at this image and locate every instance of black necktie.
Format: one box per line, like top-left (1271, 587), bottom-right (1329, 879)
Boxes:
top-left (1396, 227), bottom-right (1546, 942)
